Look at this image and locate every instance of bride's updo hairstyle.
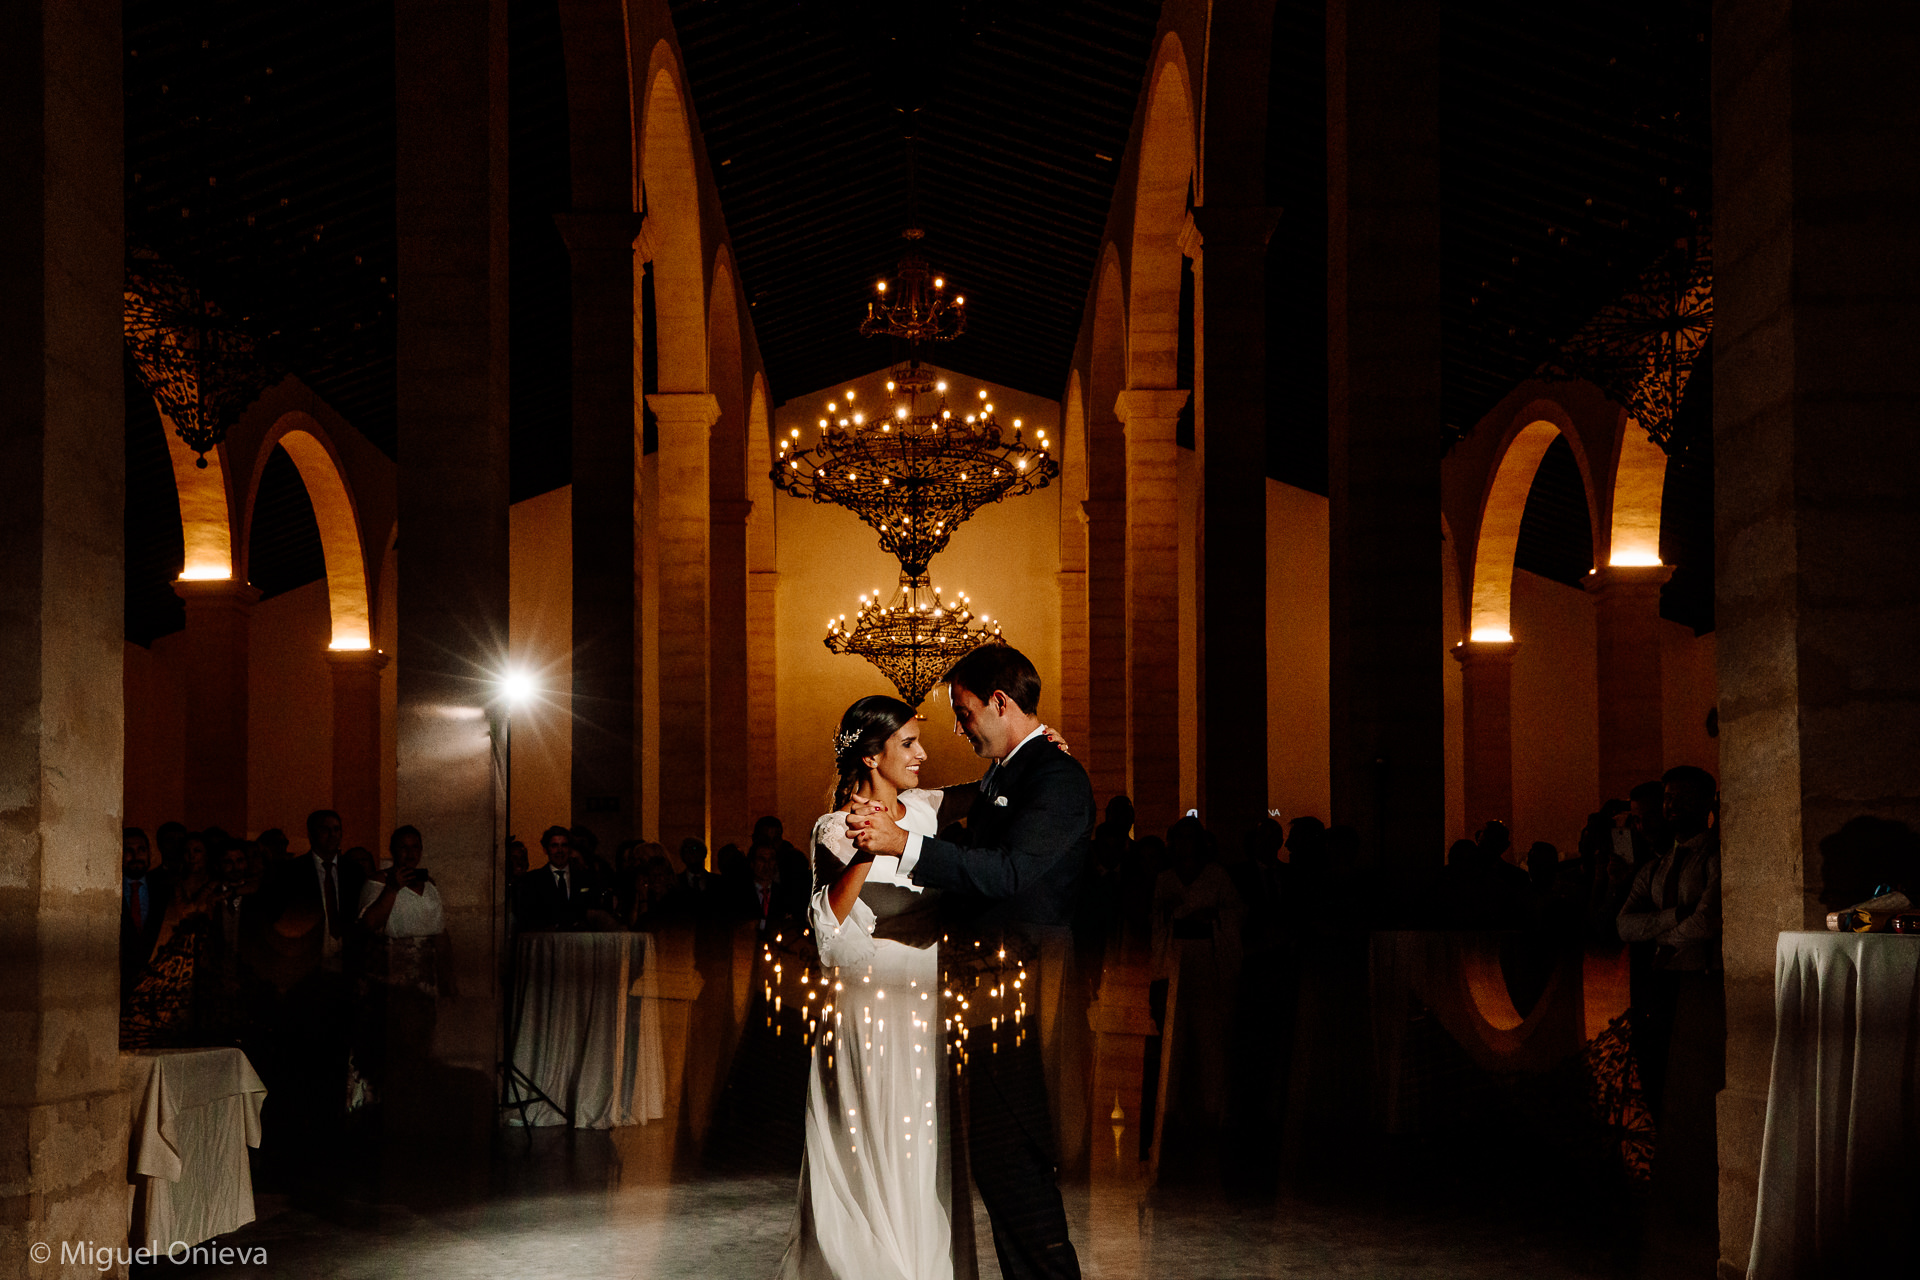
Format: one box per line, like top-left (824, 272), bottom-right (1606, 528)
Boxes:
top-left (830, 694), bottom-right (919, 811)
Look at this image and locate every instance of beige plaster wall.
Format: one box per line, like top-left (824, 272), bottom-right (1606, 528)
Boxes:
top-left (508, 486), bottom-right (574, 850)
top-left (124, 641), bottom-right (186, 838)
top-left (1265, 479), bottom-right (1331, 825)
top-left (1510, 569), bottom-right (1599, 855)
top-left (1661, 622), bottom-right (1720, 781)
top-left (248, 580), bottom-right (335, 841)
top-left (772, 366), bottom-right (1062, 843)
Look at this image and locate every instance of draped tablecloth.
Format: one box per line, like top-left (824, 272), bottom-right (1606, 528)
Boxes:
top-left (507, 930), bottom-right (665, 1128)
top-left (1748, 932), bottom-right (1920, 1279)
top-left (122, 1047), bottom-right (267, 1251)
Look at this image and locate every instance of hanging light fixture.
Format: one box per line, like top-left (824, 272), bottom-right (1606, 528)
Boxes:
top-left (774, 366), bottom-right (1056, 575)
top-left (825, 573), bottom-right (1003, 706)
top-left (125, 247), bottom-right (278, 466)
top-left (862, 227), bottom-right (966, 344)
top-left (1543, 227), bottom-right (1712, 456)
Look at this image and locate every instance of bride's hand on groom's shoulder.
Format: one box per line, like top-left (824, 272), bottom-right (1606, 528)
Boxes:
top-left (1044, 725), bottom-right (1071, 755)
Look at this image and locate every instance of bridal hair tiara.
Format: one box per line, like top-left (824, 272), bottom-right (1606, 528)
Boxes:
top-left (833, 728), bottom-right (862, 759)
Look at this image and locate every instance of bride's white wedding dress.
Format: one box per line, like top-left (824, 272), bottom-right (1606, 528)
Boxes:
top-left (778, 788), bottom-right (953, 1280)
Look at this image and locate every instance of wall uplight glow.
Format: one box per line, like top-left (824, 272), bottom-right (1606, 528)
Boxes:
top-left (1608, 419), bottom-right (1667, 568)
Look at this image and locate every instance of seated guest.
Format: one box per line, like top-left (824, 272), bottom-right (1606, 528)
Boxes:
top-left (121, 827), bottom-right (172, 999)
top-left (514, 825), bottom-right (610, 930)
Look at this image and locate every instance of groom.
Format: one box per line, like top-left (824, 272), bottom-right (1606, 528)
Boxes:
top-left (849, 643), bottom-right (1092, 1280)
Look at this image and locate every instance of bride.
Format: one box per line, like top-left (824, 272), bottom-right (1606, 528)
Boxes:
top-left (778, 694), bottom-right (960, 1280)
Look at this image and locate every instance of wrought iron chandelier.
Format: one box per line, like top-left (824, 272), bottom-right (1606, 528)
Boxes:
top-left (774, 361), bottom-right (1057, 576)
top-left (825, 572), bottom-right (1003, 706)
top-left (862, 228), bottom-right (966, 344)
top-left (1543, 228), bottom-right (1712, 456)
top-left (125, 248), bottom-right (278, 466)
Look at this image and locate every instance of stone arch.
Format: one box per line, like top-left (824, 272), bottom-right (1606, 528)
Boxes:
top-left (746, 372), bottom-right (775, 565)
top-left (1126, 34), bottom-right (1198, 389)
top-left (1061, 370), bottom-right (1088, 510)
top-left (1091, 244), bottom-right (1128, 413)
top-left (157, 409), bottom-right (238, 581)
top-left (239, 412), bottom-right (373, 650)
top-left (1468, 403), bottom-right (1600, 641)
top-left (1441, 512), bottom-right (1466, 842)
top-left (640, 48), bottom-right (706, 394)
top-left (1608, 418), bottom-right (1668, 566)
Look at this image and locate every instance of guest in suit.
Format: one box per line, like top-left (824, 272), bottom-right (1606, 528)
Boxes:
top-left (121, 827), bottom-right (172, 998)
top-left (752, 815), bottom-right (813, 905)
top-left (849, 644), bottom-right (1091, 1280)
top-left (266, 809), bottom-right (367, 982)
top-left (259, 809), bottom-right (366, 1177)
top-left (738, 841), bottom-right (806, 934)
top-left (514, 825), bottom-right (610, 931)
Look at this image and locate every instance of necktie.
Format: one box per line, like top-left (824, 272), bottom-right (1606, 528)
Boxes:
top-left (324, 862), bottom-right (342, 939)
top-left (557, 868), bottom-right (569, 901)
top-left (128, 882), bottom-right (143, 931)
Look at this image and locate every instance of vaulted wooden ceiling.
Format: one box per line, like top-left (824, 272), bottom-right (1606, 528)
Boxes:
top-left (668, 0), bottom-right (1165, 403)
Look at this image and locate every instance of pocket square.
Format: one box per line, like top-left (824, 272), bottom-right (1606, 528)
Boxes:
top-left (994, 795), bottom-right (1009, 807)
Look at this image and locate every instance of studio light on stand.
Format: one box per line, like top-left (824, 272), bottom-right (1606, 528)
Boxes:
top-left (493, 667), bottom-right (572, 1130)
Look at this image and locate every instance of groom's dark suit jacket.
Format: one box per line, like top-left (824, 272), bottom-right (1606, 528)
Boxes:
top-left (907, 737), bottom-right (1096, 936)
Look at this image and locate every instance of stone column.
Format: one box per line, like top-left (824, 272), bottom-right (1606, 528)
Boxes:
top-left (1082, 494), bottom-right (1128, 809)
top-left (710, 495), bottom-right (752, 847)
top-left (174, 579), bottom-right (260, 834)
top-left (1714, 3), bottom-right (1920, 1269)
top-left (1057, 473), bottom-right (1091, 768)
top-left (746, 556), bottom-right (779, 823)
top-left (1453, 641), bottom-right (1516, 833)
top-left (1325, 0), bottom-right (1445, 878)
top-left (0, 0), bottom-right (128, 1256)
top-left (1195, 207), bottom-right (1281, 839)
top-left (1115, 389), bottom-right (1189, 838)
top-left (327, 648), bottom-right (389, 854)
top-left (1588, 564), bottom-right (1673, 804)
top-left (648, 392), bottom-right (721, 855)
top-left (395, 0), bottom-right (510, 1140)
top-left (559, 211), bottom-right (644, 850)
top-left (1085, 948), bottom-right (1158, 1180)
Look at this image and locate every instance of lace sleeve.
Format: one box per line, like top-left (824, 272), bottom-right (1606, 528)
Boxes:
top-left (809, 813), bottom-right (876, 969)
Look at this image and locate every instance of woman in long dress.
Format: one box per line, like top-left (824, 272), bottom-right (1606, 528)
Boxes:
top-left (779, 695), bottom-right (955, 1280)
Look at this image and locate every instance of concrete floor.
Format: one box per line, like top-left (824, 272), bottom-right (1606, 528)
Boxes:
top-left (137, 1124), bottom-right (1634, 1280)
